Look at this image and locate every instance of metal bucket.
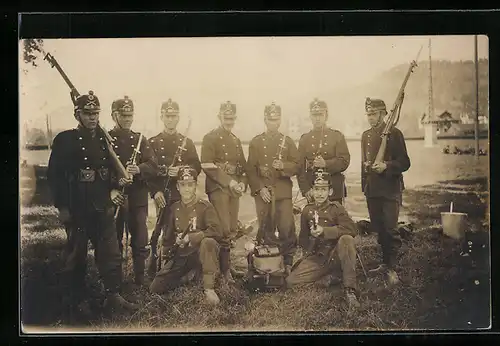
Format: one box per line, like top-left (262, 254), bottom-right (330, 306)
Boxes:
top-left (441, 212), bottom-right (468, 240)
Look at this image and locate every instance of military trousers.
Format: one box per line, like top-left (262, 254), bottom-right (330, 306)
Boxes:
top-left (255, 195), bottom-right (297, 266)
top-left (286, 235), bottom-right (357, 291)
top-left (149, 238), bottom-right (220, 294)
top-left (61, 208), bottom-right (122, 301)
top-left (366, 197), bottom-right (402, 269)
top-left (116, 204), bottom-right (149, 275)
top-left (208, 189), bottom-right (240, 274)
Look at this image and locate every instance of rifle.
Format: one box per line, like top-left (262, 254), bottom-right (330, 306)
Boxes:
top-left (372, 46), bottom-right (422, 166)
top-left (147, 119), bottom-right (192, 276)
top-left (160, 216), bottom-right (196, 268)
top-left (43, 52), bottom-right (130, 181)
top-left (114, 132), bottom-right (143, 220)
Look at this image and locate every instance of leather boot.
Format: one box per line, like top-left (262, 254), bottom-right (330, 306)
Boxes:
top-left (104, 292), bottom-right (139, 312)
top-left (220, 247), bottom-right (235, 284)
top-left (133, 258), bottom-right (146, 286)
top-left (345, 288), bottom-right (360, 309)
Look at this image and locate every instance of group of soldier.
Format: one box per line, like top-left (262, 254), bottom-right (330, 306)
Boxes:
top-left (46, 89), bottom-right (410, 323)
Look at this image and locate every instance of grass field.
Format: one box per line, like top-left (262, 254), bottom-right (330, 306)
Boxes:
top-left (20, 178), bottom-right (490, 332)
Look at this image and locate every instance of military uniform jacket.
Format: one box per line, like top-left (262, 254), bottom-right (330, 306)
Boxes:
top-left (200, 127), bottom-right (247, 196)
top-left (148, 131), bottom-right (201, 203)
top-left (47, 126), bottom-right (120, 219)
top-left (247, 131), bottom-right (300, 200)
top-left (109, 128), bottom-right (158, 207)
top-left (299, 200), bottom-right (358, 256)
top-left (361, 124), bottom-right (410, 201)
top-left (297, 127), bottom-right (350, 200)
top-left (161, 199), bottom-right (223, 257)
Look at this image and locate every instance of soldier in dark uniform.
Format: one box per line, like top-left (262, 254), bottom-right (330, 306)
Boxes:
top-left (201, 101), bottom-right (248, 284)
top-left (109, 96), bottom-right (158, 286)
top-left (147, 99), bottom-right (201, 277)
top-left (298, 98), bottom-right (350, 204)
top-left (47, 91), bottom-right (138, 321)
top-left (286, 171), bottom-right (360, 309)
top-left (361, 97), bottom-right (411, 285)
top-left (150, 167), bottom-right (223, 305)
top-left (246, 102), bottom-right (300, 272)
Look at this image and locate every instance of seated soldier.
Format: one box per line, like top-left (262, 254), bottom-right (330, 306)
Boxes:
top-left (286, 170), bottom-right (360, 309)
top-left (149, 167), bottom-right (223, 305)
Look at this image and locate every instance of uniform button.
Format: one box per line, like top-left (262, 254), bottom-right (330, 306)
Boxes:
top-left (79, 137), bottom-right (83, 140)
top-left (131, 144), bottom-right (135, 148)
top-left (151, 140), bottom-right (154, 143)
top-left (222, 144), bottom-right (225, 147)
top-left (160, 139), bottom-right (163, 142)
top-left (82, 147), bottom-right (86, 150)
top-left (324, 135), bottom-right (327, 138)
top-left (176, 218), bottom-right (179, 220)
top-left (162, 155), bottom-right (165, 158)
top-left (84, 157), bottom-right (88, 160)
top-left (368, 143), bottom-right (370, 146)
top-left (312, 144), bottom-right (315, 147)
top-left (130, 135), bottom-right (134, 139)
top-left (117, 155), bottom-right (120, 158)
top-left (103, 157), bottom-right (106, 160)
top-left (312, 136), bottom-right (315, 139)
top-left (263, 146), bottom-right (266, 149)
top-left (220, 137), bottom-right (223, 139)
top-left (161, 147), bottom-right (164, 150)
top-left (324, 142), bottom-right (327, 145)
top-left (86, 166), bottom-right (90, 169)
top-left (264, 154), bottom-right (267, 157)
top-left (265, 164), bottom-right (268, 167)
top-left (114, 145), bottom-right (118, 148)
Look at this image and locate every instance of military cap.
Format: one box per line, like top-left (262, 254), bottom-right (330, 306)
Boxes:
top-left (219, 101), bottom-right (237, 118)
top-left (75, 90), bottom-right (100, 112)
top-left (178, 166), bottom-right (198, 182)
top-left (365, 97), bottom-right (386, 113)
top-left (309, 98), bottom-right (328, 115)
top-left (112, 95), bottom-right (134, 115)
top-left (313, 169), bottom-right (331, 187)
top-left (161, 98), bottom-right (180, 115)
top-left (264, 102), bottom-right (281, 119)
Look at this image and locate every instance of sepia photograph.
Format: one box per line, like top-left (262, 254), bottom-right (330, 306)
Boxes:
top-left (19, 34), bottom-right (490, 333)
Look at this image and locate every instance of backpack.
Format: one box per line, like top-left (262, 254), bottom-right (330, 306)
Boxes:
top-left (245, 245), bottom-right (286, 291)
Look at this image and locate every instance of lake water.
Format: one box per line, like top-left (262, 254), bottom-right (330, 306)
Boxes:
top-left (20, 138), bottom-right (489, 223)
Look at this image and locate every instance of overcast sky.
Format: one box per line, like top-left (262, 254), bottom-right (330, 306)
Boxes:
top-left (19, 35), bottom-right (489, 140)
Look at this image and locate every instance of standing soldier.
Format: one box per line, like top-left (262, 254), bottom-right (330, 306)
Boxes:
top-left (362, 97), bottom-right (410, 285)
top-left (147, 99), bottom-right (201, 277)
top-left (246, 102), bottom-right (300, 273)
top-left (201, 101), bottom-right (247, 283)
top-left (298, 98), bottom-right (350, 204)
top-left (47, 91), bottom-right (138, 322)
top-left (109, 96), bottom-right (158, 286)
top-left (149, 167), bottom-right (223, 305)
top-left (286, 171), bottom-right (360, 309)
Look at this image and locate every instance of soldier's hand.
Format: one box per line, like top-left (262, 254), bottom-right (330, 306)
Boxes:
top-left (110, 189), bottom-right (125, 206)
top-left (237, 182), bottom-right (246, 193)
top-left (119, 177), bottom-right (133, 187)
top-left (311, 225), bottom-right (324, 238)
top-left (229, 180), bottom-right (243, 195)
top-left (58, 208), bottom-right (71, 224)
top-left (272, 159), bottom-right (284, 170)
top-left (127, 164), bottom-right (141, 176)
top-left (176, 234), bottom-right (190, 248)
top-left (167, 166), bottom-right (180, 177)
top-left (305, 189), bottom-right (315, 203)
top-left (259, 187), bottom-right (272, 203)
top-left (154, 191), bottom-right (167, 209)
top-left (371, 162), bottom-right (387, 174)
top-left (313, 156), bottom-right (326, 168)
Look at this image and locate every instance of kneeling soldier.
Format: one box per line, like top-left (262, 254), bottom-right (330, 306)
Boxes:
top-left (286, 170), bottom-right (360, 309)
top-left (149, 167), bottom-right (223, 305)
